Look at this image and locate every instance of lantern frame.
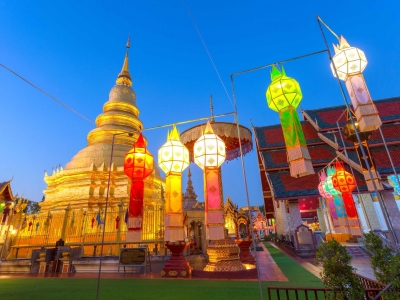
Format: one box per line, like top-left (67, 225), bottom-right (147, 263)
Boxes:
top-left (124, 133), bottom-right (154, 180)
top-left (158, 125), bottom-right (190, 174)
top-left (194, 122), bottom-right (226, 170)
top-left (266, 65), bottom-right (302, 113)
top-left (331, 161), bottom-right (356, 194)
top-left (331, 36), bottom-right (367, 81)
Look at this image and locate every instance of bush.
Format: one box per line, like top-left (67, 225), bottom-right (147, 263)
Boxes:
top-left (315, 239), bottom-right (364, 300)
top-left (363, 232), bottom-right (400, 300)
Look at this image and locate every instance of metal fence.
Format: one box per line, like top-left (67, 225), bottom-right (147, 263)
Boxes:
top-left (7, 203), bottom-right (165, 259)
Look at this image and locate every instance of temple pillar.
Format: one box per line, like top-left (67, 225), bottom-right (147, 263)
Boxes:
top-left (358, 193), bottom-right (381, 231)
top-left (370, 194), bottom-right (389, 231)
top-left (320, 197), bottom-right (334, 234)
top-left (116, 199), bottom-right (123, 256)
top-left (61, 204), bottom-right (71, 241)
top-left (287, 200), bottom-right (302, 247)
top-left (353, 195), bottom-right (370, 233)
top-left (380, 191), bottom-right (400, 242)
top-left (273, 200), bottom-right (285, 236)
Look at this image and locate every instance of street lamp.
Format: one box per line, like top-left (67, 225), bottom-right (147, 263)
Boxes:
top-left (266, 65), bottom-right (314, 177)
top-left (331, 36), bottom-right (381, 132)
top-left (124, 132), bottom-right (154, 242)
top-left (193, 121), bottom-right (226, 240)
top-left (158, 125), bottom-right (191, 277)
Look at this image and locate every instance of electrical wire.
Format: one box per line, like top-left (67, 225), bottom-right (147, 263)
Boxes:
top-left (182, 0), bottom-right (234, 108)
top-left (0, 63), bottom-right (95, 124)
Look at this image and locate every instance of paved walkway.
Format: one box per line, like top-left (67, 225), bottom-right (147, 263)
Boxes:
top-left (254, 242), bottom-right (288, 282)
top-left (268, 242), bottom-right (376, 281)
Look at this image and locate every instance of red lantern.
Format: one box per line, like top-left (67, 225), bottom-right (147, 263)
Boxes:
top-left (124, 133), bottom-right (154, 240)
top-left (332, 161), bottom-right (357, 218)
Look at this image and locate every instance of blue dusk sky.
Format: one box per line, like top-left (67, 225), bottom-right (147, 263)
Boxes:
top-left (1, 1), bottom-right (400, 208)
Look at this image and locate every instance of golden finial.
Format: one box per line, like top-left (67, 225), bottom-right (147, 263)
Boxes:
top-left (116, 35), bottom-right (132, 86)
top-left (210, 94), bottom-right (215, 122)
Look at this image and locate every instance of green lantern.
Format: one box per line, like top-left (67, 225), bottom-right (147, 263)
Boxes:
top-left (266, 65), bottom-right (314, 177)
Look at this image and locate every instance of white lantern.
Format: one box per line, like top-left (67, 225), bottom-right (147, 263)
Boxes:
top-left (193, 121), bottom-right (226, 170)
top-left (330, 36), bottom-right (368, 81)
top-left (158, 125), bottom-right (189, 174)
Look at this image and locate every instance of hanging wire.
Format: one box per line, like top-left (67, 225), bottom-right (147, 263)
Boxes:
top-left (182, 0), bottom-right (234, 108)
top-left (336, 122), bottom-right (372, 230)
top-left (142, 112), bottom-right (235, 131)
top-left (0, 63), bottom-right (95, 124)
top-left (231, 50), bottom-right (327, 77)
top-left (316, 15), bottom-right (400, 252)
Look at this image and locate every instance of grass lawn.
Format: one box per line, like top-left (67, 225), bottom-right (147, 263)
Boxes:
top-left (1, 243), bottom-right (323, 300)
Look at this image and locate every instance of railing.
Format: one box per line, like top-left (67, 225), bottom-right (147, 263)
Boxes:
top-left (354, 273), bottom-right (386, 290)
top-left (267, 274), bottom-right (387, 300)
top-left (267, 286), bottom-right (384, 300)
top-left (275, 241), bottom-right (297, 256)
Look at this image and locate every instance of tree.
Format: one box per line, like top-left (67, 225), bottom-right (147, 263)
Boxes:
top-left (315, 239), bottom-right (364, 299)
top-left (22, 196), bottom-right (44, 214)
top-left (363, 231), bottom-right (400, 300)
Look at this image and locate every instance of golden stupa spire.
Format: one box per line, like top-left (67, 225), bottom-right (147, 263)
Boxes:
top-left (116, 35), bottom-right (132, 86)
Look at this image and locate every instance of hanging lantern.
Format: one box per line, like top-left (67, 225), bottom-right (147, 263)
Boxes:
top-left (324, 166), bottom-right (346, 221)
top-left (193, 122), bottom-right (226, 170)
top-left (331, 36), bottom-right (381, 132)
top-left (342, 110), bottom-right (383, 191)
top-left (266, 65), bottom-right (314, 177)
top-left (194, 121), bottom-right (226, 240)
top-left (388, 175), bottom-right (400, 196)
top-left (319, 170), bottom-right (338, 222)
top-left (158, 125), bottom-right (190, 242)
top-left (331, 161), bottom-right (358, 219)
top-left (318, 171), bottom-right (331, 199)
top-left (124, 133), bottom-right (154, 242)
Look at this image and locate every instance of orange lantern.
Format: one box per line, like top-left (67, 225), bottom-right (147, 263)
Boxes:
top-left (124, 133), bottom-right (154, 241)
top-left (331, 161), bottom-right (357, 219)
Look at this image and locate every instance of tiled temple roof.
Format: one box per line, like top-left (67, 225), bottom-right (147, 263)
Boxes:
top-left (254, 97), bottom-right (400, 202)
top-left (303, 97), bottom-right (400, 131)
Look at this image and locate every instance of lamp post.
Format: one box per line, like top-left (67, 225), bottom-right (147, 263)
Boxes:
top-left (158, 125), bottom-right (191, 277)
top-left (124, 132), bottom-right (154, 242)
top-left (193, 121), bottom-right (246, 272)
top-left (331, 36), bottom-right (381, 132)
top-left (193, 121), bottom-right (227, 241)
top-left (266, 65), bottom-right (314, 177)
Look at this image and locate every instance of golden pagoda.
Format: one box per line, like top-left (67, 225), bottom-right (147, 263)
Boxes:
top-left (40, 41), bottom-right (164, 213)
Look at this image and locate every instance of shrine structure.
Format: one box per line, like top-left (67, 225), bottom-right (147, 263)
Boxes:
top-left (254, 97), bottom-right (400, 246)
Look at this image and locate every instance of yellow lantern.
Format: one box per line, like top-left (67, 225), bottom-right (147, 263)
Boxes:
top-left (194, 121), bottom-right (226, 241)
top-left (331, 36), bottom-right (381, 132)
top-left (193, 122), bottom-right (226, 170)
top-left (158, 125), bottom-right (189, 243)
top-left (158, 125), bottom-right (190, 174)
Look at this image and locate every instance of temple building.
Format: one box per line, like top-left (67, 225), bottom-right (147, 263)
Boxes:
top-left (41, 49), bottom-right (164, 212)
top-left (254, 97), bottom-right (400, 245)
top-left (3, 45), bottom-right (166, 259)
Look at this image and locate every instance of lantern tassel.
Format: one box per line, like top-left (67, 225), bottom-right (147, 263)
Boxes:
top-left (279, 107), bottom-right (314, 177)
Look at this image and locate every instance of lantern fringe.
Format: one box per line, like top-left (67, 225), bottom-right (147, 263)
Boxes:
top-left (126, 230), bottom-right (141, 242)
top-left (363, 170), bottom-right (383, 191)
top-left (207, 226), bottom-right (224, 240)
top-left (165, 214), bottom-right (183, 226)
top-left (289, 159), bottom-right (314, 177)
top-left (287, 145), bottom-right (311, 161)
top-left (347, 218), bottom-right (360, 227)
top-left (164, 228), bottom-right (184, 242)
top-left (207, 211), bottom-right (224, 223)
top-left (127, 217), bottom-right (142, 229)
